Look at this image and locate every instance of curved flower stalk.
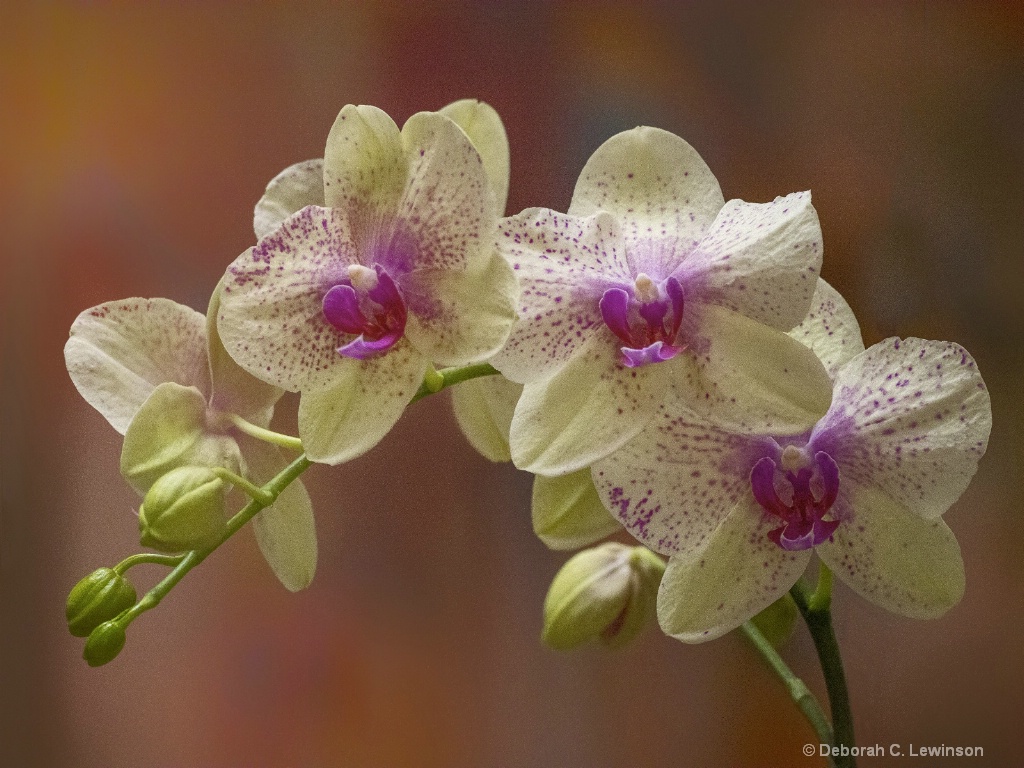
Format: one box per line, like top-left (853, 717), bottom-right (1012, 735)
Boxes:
top-left (64, 286), bottom-right (317, 592)
top-left (218, 103), bottom-right (518, 465)
top-left (592, 281), bottom-right (992, 641)
top-left (491, 127), bottom-right (831, 476)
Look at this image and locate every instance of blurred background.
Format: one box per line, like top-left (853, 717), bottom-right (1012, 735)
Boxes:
top-left (2, 2), bottom-right (1022, 766)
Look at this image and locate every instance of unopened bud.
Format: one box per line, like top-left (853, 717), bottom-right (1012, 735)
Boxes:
top-left (65, 568), bottom-right (137, 637)
top-left (542, 543), bottom-right (665, 651)
top-left (83, 620), bottom-right (127, 667)
top-left (138, 466), bottom-right (228, 552)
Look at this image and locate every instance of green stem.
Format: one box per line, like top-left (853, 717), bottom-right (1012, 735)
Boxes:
top-left (222, 413), bottom-right (303, 452)
top-left (113, 553), bottom-right (184, 574)
top-left (115, 362), bottom-right (497, 632)
top-left (211, 467), bottom-right (274, 505)
top-left (741, 621), bottom-right (835, 758)
top-left (411, 362), bottom-right (499, 402)
top-left (792, 566), bottom-right (856, 768)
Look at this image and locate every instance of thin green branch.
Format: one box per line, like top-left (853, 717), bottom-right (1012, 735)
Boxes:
top-left (222, 412), bottom-right (304, 451)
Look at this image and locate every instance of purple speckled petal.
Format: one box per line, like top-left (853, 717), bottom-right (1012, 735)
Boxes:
top-left (65, 298), bottom-right (211, 434)
top-left (592, 381), bottom-right (773, 557)
top-left (816, 485), bottom-right (965, 619)
top-left (815, 451), bottom-right (841, 511)
top-left (787, 279), bottom-right (864, 379)
top-left (812, 337), bottom-right (991, 519)
top-left (599, 287), bottom-right (632, 344)
top-left (657, 496), bottom-right (811, 643)
top-left (665, 276), bottom-right (685, 337)
top-left (681, 192), bottom-right (822, 331)
top-left (491, 208), bottom-right (630, 384)
top-left (508, 330), bottom-right (672, 475)
top-left (297, 338), bottom-right (429, 465)
top-left (438, 99), bottom-right (510, 214)
top-left (568, 126), bottom-right (724, 278)
top-left (254, 159), bottom-right (325, 241)
top-left (322, 284), bottom-right (366, 335)
top-left (218, 206), bottom-right (359, 393)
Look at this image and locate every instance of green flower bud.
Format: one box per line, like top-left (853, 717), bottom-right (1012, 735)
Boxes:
top-left (750, 593), bottom-right (799, 649)
top-left (65, 567), bottom-right (137, 637)
top-left (138, 466), bottom-right (228, 553)
top-left (83, 620), bottom-right (127, 667)
top-left (542, 542), bottom-right (665, 651)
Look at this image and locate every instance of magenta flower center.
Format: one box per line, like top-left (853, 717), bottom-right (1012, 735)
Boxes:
top-left (599, 273), bottom-right (685, 368)
top-left (322, 264), bottom-right (407, 360)
top-left (750, 447), bottom-right (840, 551)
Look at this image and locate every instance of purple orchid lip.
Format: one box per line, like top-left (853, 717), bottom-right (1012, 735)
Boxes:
top-left (751, 450), bottom-right (841, 551)
top-left (599, 275), bottom-right (685, 368)
top-left (322, 264), bottom-right (407, 360)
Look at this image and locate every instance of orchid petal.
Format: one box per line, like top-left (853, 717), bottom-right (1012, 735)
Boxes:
top-left (568, 126), bottom-right (724, 278)
top-left (817, 486), bottom-right (964, 618)
top-left (532, 470), bottom-right (623, 551)
top-left (684, 304), bottom-right (833, 434)
top-left (450, 375), bottom-right (522, 463)
top-left (400, 251), bottom-right (518, 367)
top-left (65, 298), bottom-right (210, 434)
top-left (297, 340), bottom-right (428, 465)
top-left (120, 382), bottom-right (243, 495)
top-left (787, 279), bottom-right (865, 379)
top-left (206, 277), bottom-right (282, 426)
top-left (254, 159), bottom-right (325, 241)
top-left (439, 99), bottom-right (510, 214)
top-left (218, 207), bottom-right (359, 393)
top-left (491, 209), bottom-right (627, 383)
top-left (657, 496), bottom-right (811, 643)
top-left (592, 389), bottom-right (771, 556)
top-left (323, 105), bottom-right (407, 234)
top-left (814, 338), bottom-right (991, 519)
top-left (683, 192), bottom-right (822, 330)
top-left (508, 331), bottom-right (671, 475)
top-left (239, 436), bottom-right (317, 592)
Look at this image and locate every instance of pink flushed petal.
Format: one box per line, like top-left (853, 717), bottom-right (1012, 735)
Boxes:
top-left (811, 337), bottom-right (991, 519)
top-left (599, 287), bottom-right (632, 344)
top-left (678, 192), bottom-right (822, 331)
top-left (218, 206), bottom-right (359, 393)
top-left (592, 382), bottom-right (774, 557)
top-left (491, 208), bottom-right (629, 384)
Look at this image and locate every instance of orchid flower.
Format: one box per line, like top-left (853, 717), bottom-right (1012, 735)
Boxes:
top-left (217, 102), bottom-right (518, 465)
top-left (491, 127), bottom-right (831, 475)
top-left (65, 286), bottom-right (317, 591)
top-left (592, 281), bottom-right (992, 641)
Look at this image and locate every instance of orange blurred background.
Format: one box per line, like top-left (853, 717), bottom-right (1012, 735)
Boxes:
top-left (2, 2), bottom-right (1023, 766)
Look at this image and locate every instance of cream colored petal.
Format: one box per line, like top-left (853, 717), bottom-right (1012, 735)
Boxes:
top-left (254, 159), bottom-right (325, 241)
top-left (450, 375), bottom-right (522, 463)
top-left (509, 331), bottom-right (672, 475)
top-left (65, 298), bottom-right (210, 434)
top-left (657, 496), bottom-right (810, 643)
top-left (439, 99), bottom-right (510, 214)
top-left (401, 251), bottom-right (518, 367)
top-left (817, 486), bottom-right (964, 619)
top-left (120, 382), bottom-right (243, 495)
top-left (532, 470), bottom-right (622, 551)
top-left (787, 278), bottom-right (865, 379)
top-left (684, 304), bottom-right (833, 435)
top-left (239, 435), bottom-right (317, 592)
top-left (206, 277), bottom-right (282, 427)
top-left (568, 127), bottom-right (724, 279)
top-left (297, 340), bottom-right (428, 465)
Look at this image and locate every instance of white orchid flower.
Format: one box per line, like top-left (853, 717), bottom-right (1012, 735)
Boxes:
top-left (492, 127), bottom-right (831, 475)
top-left (217, 102), bottom-right (518, 465)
